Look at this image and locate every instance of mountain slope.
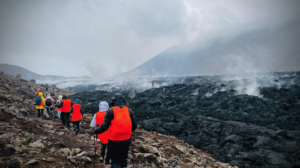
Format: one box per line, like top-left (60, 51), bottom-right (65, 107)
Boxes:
top-left (123, 20), bottom-right (300, 77)
top-left (0, 63), bottom-right (44, 80)
top-left (0, 73), bottom-right (236, 168)
top-left (0, 63), bottom-right (90, 81)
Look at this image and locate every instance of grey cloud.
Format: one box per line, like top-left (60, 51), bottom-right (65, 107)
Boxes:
top-left (0, 0), bottom-right (299, 78)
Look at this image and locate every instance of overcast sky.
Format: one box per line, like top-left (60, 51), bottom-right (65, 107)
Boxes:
top-left (0, 0), bottom-right (299, 78)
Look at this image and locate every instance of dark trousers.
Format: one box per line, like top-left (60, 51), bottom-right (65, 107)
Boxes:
top-left (108, 141), bottom-right (130, 168)
top-left (72, 121), bottom-right (80, 131)
top-left (46, 88), bottom-right (48, 91)
top-left (60, 112), bottom-right (70, 128)
top-left (46, 107), bottom-right (53, 113)
top-left (101, 143), bottom-right (110, 163)
top-left (37, 109), bottom-right (44, 117)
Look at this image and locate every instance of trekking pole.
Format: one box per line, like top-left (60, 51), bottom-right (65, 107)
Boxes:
top-left (93, 128), bottom-right (97, 168)
top-left (53, 106), bottom-right (56, 123)
top-left (132, 134), bottom-right (135, 168)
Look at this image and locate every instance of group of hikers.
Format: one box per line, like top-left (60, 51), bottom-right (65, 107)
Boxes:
top-left (35, 89), bottom-right (137, 168)
top-left (45, 84), bottom-right (57, 92)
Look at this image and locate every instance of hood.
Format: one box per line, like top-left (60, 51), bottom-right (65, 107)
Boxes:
top-left (46, 94), bottom-right (52, 99)
top-left (38, 92), bottom-right (43, 96)
top-left (99, 101), bottom-right (109, 112)
top-left (62, 95), bottom-right (68, 99)
top-left (75, 99), bottom-right (80, 104)
top-left (110, 93), bottom-right (126, 106)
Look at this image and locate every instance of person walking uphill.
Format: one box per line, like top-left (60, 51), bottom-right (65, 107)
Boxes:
top-left (94, 93), bottom-right (137, 168)
top-left (56, 95), bottom-right (63, 119)
top-left (35, 89), bottom-right (40, 97)
top-left (35, 92), bottom-right (45, 117)
top-left (45, 94), bottom-right (54, 114)
top-left (56, 95), bottom-right (73, 129)
top-left (90, 101), bottom-right (110, 164)
top-left (70, 99), bottom-right (84, 135)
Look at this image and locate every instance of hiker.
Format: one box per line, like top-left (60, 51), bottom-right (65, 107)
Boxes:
top-left (46, 85), bottom-right (48, 91)
top-left (35, 92), bottom-right (45, 117)
top-left (56, 95), bottom-right (63, 119)
top-left (45, 94), bottom-right (55, 114)
top-left (55, 95), bottom-right (73, 129)
top-left (94, 93), bottom-right (137, 168)
top-left (35, 89), bottom-right (40, 97)
top-left (90, 101), bottom-right (110, 164)
top-left (70, 99), bottom-right (84, 135)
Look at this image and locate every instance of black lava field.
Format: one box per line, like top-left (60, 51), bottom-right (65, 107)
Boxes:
top-left (69, 72), bottom-right (300, 168)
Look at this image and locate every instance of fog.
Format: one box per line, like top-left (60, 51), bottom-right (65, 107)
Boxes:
top-left (0, 0), bottom-right (299, 79)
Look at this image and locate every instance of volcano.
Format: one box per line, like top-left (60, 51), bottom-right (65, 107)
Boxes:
top-left (122, 20), bottom-right (300, 78)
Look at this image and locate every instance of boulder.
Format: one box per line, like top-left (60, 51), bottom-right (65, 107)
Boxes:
top-left (29, 140), bottom-right (45, 149)
top-left (134, 153), bottom-right (158, 163)
top-left (45, 157), bottom-right (55, 162)
top-left (71, 148), bottom-right (81, 155)
top-left (77, 151), bottom-right (88, 157)
top-left (28, 79), bottom-right (36, 84)
top-left (60, 148), bottom-right (71, 156)
top-left (16, 74), bottom-right (21, 79)
top-left (24, 159), bottom-right (38, 165)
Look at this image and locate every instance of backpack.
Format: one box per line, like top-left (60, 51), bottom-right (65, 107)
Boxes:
top-left (45, 98), bottom-right (52, 106)
top-left (35, 96), bottom-right (41, 105)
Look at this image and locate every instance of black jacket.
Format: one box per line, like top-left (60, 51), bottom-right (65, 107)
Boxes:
top-left (94, 105), bottom-right (137, 143)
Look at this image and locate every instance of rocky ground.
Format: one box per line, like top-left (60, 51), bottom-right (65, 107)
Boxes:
top-left (69, 72), bottom-right (300, 168)
top-left (0, 73), bottom-right (235, 168)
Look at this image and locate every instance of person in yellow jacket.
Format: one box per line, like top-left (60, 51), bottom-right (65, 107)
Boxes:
top-left (35, 92), bottom-right (45, 117)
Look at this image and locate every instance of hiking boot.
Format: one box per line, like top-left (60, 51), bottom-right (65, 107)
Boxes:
top-left (99, 157), bottom-right (104, 163)
top-left (75, 129), bottom-right (79, 135)
top-left (105, 160), bottom-right (110, 165)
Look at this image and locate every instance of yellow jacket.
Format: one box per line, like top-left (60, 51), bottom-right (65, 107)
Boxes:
top-left (36, 92), bottom-right (45, 110)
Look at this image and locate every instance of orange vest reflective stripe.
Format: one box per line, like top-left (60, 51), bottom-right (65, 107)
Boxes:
top-left (108, 106), bottom-right (132, 141)
top-left (71, 104), bottom-right (82, 121)
top-left (57, 99), bottom-right (62, 111)
top-left (61, 99), bottom-right (71, 113)
top-left (96, 111), bottom-right (109, 144)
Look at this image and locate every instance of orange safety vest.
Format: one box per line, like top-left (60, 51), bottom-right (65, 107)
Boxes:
top-left (71, 104), bottom-right (82, 121)
top-left (108, 106), bottom-right (132, 141)
top-left (61, 99), bottom-right (71, 113)
top-left (96, 111), bottom-right (109, 144)
top-left (57, 99), bottom-right (62, 111)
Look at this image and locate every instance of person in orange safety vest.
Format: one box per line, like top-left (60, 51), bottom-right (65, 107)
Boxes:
top-left (55, 95), bottom-right (73, 129)
top-left (90, 101), bottom-right (110, 164)
top-left (94, 93), bottom-right (137, 168)
top-left (35, 89), bottom-right (40, 97)
top-left (70, 99), bottom-right (84, 135)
